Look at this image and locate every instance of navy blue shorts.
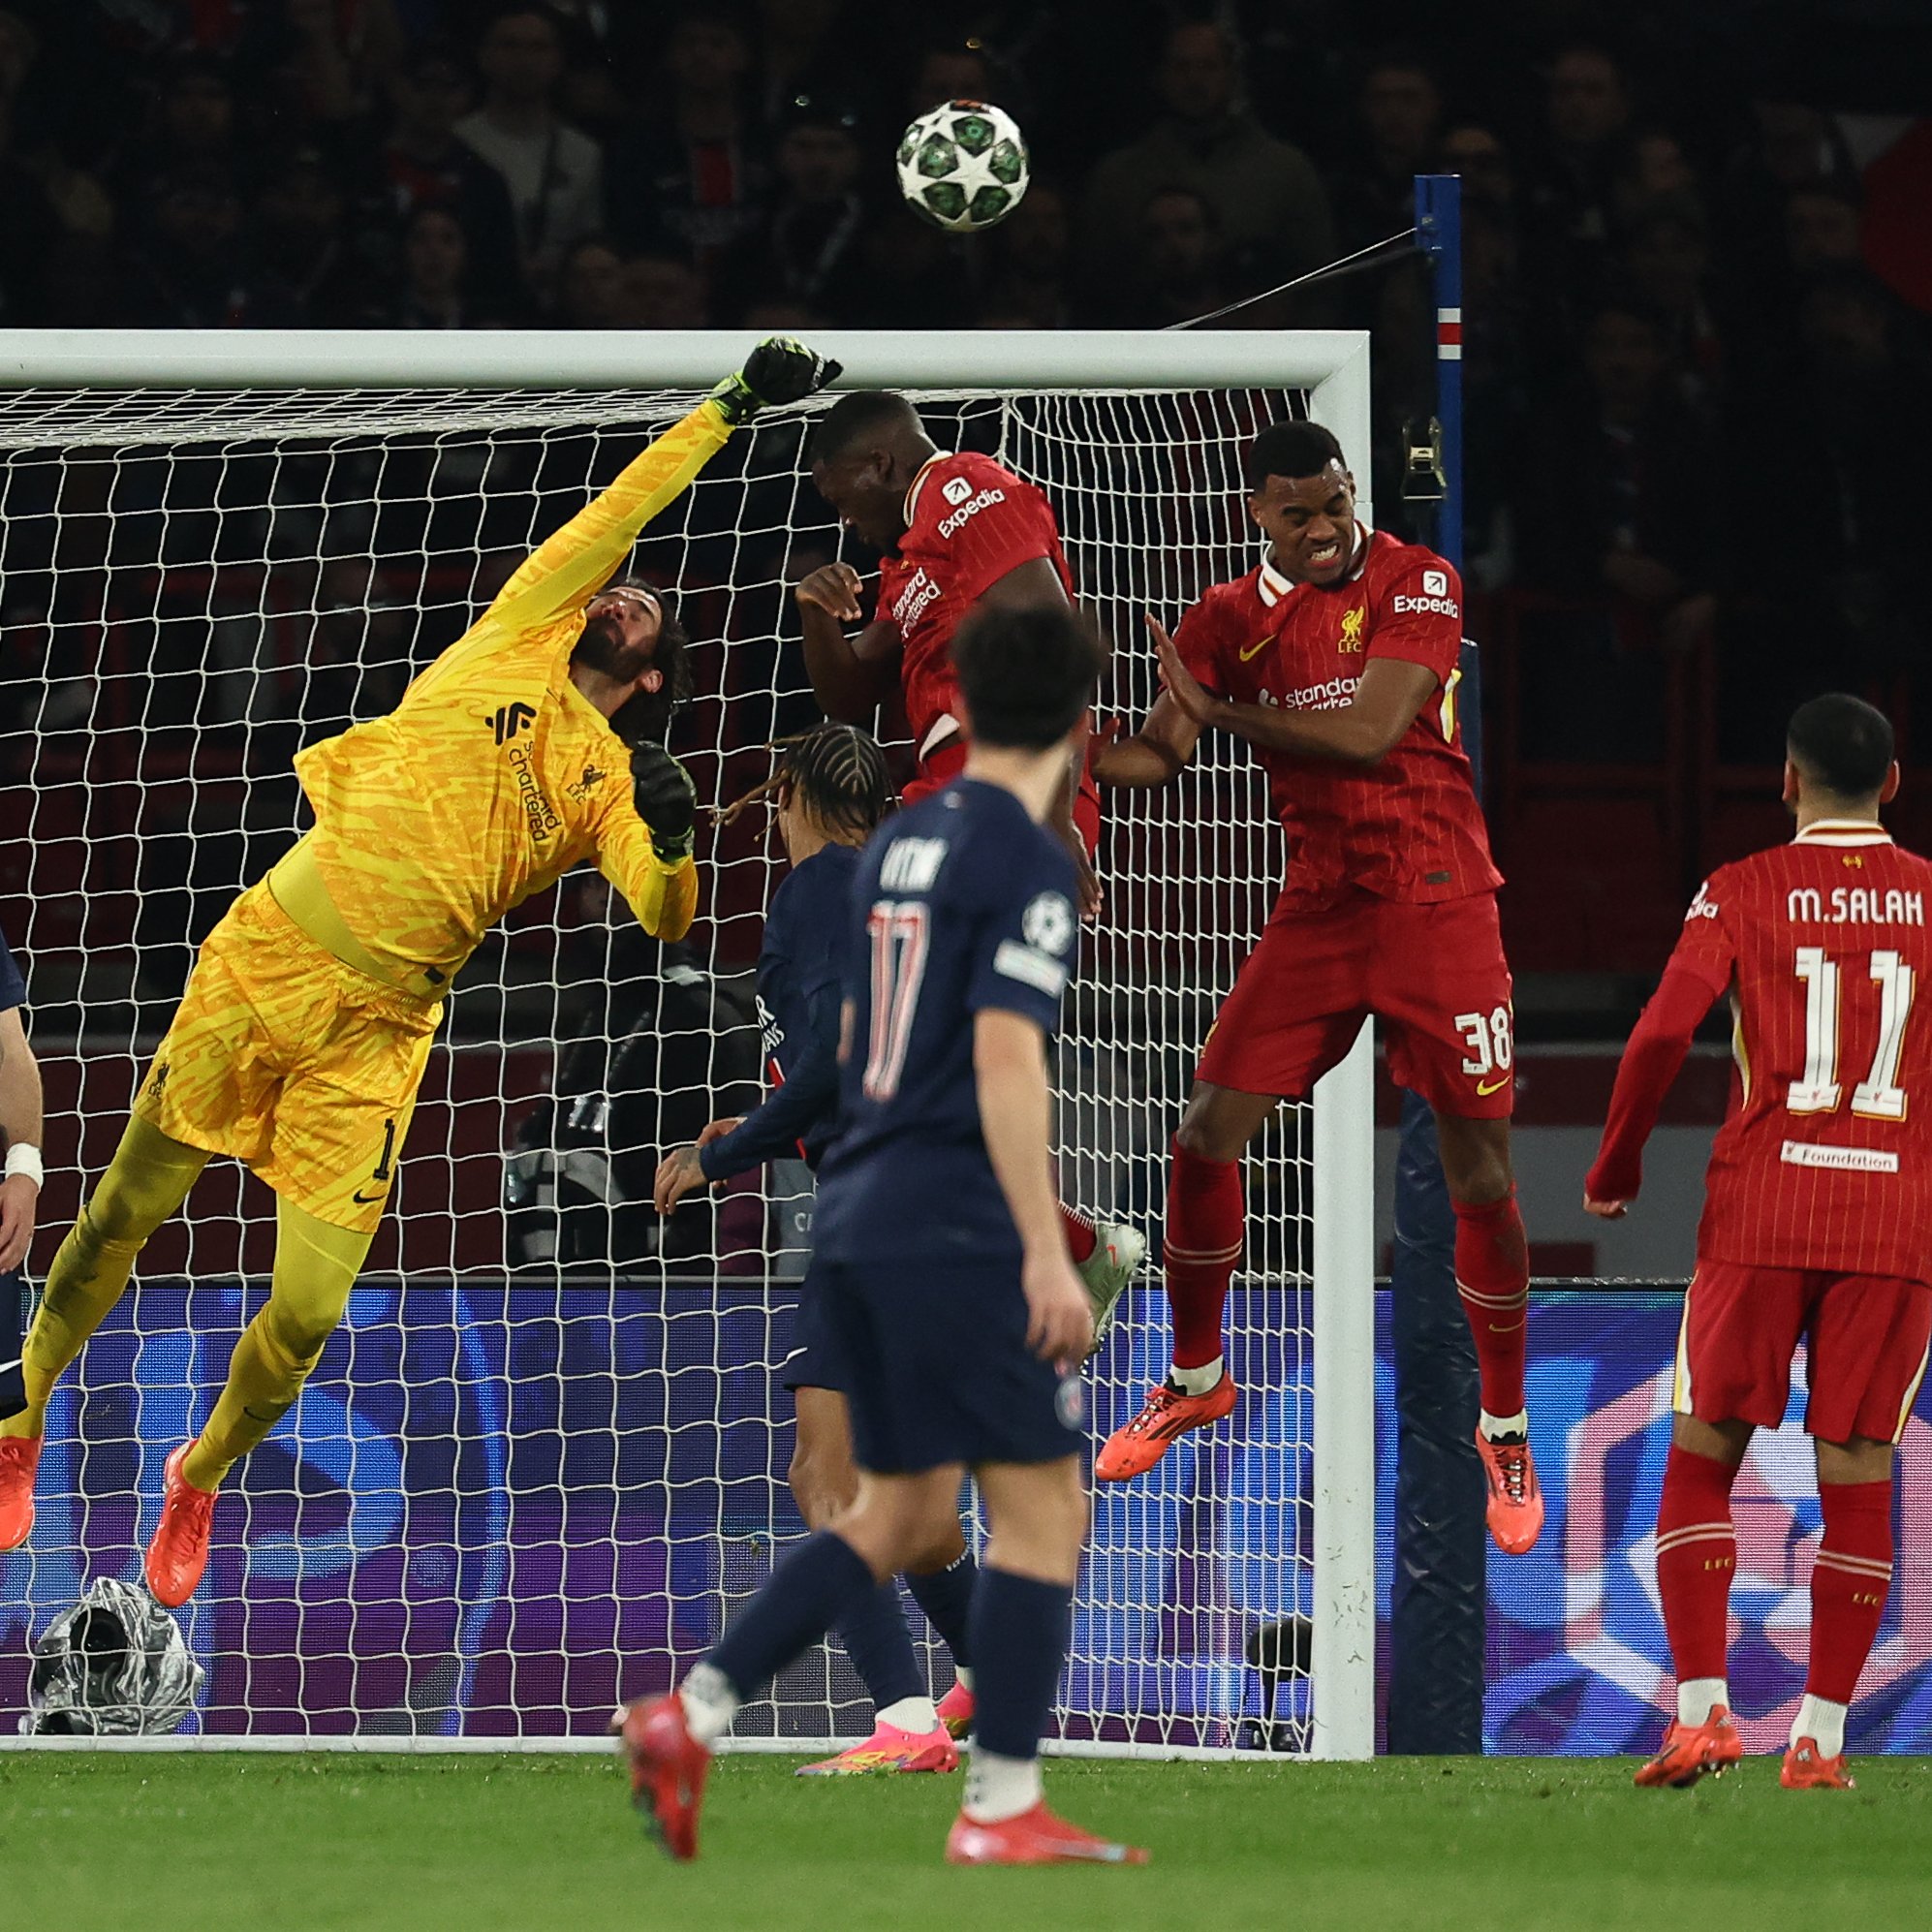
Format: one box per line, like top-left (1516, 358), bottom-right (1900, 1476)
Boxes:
top-left (780, 1271), bottom-right (844, 1395)
top-left (813, 1258), bottom-right (1087, 1474)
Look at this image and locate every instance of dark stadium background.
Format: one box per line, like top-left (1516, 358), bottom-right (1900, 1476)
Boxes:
top-left (0, 0), bottom-right (1924, 999)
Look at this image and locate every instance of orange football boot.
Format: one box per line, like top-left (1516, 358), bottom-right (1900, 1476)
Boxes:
top-left (0, 1434), bottom-right (42, 1550)
top-left (1782, 1738), bottom-right (1855, 1790)
top-left (946, 1801), bottom-right (1148, 1866)
top-left (1474, 1427), bottom-right (1544, 1554)
top-left (1094, 1376), bottom-right (1238, 1482)
top-left (617, 1695), bottom-right (712, 1860)
top-left (1634, 1708), bottom-right (1745, 1788)
top-left (144, 1442), bottom-right (218, 1607)
top-left (936, 1679), bottom-right (975, 1740)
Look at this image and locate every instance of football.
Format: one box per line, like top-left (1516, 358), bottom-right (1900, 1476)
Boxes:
top-left (894, 98), bottom-right (1030, 234)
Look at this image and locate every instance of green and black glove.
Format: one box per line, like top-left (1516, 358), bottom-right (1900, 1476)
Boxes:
top-left (709, 336), bottom-right (843, 427)
top-left (630, 741), bottom-right (698, 865)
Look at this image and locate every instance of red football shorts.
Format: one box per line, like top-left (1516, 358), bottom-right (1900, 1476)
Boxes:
top-left (1196, 887), bottom-right (1514, 1117)
top-left (903, 736), bottom-right (1103, 857)
top-left (1673, 1262), bottom-right (1932, 1445)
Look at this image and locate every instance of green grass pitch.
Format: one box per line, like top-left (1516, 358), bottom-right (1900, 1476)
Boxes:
top-left (4, 1752), bottom-right (1929, 1931)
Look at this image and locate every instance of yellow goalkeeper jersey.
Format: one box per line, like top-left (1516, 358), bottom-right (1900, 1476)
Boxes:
top-left (270, 398), bottom-right (732, 998)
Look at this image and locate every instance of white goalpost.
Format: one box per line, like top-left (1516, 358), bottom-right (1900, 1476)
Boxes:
top-left (0, 328), bottom-right (1375, 1760)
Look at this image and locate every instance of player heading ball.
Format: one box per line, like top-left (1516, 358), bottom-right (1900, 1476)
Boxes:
top-left (620, 605), bottom-right (1148, 1869)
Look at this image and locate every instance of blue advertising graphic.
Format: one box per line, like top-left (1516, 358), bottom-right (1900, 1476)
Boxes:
top-left (1397, 1291), bottom-right (1932, 1758)
top-left (3, 1282), bottom-right (1929, 1751)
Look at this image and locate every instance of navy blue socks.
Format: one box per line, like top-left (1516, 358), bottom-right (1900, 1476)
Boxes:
top-left (709, 1530), bottom-right (876, 1701)
top-left (968, 1566), bottom-right (1072, 1760)
top-left (906, 1546), bottom-right (980, 1666)
top-left (834, 1581), bottom-right (924, 1711)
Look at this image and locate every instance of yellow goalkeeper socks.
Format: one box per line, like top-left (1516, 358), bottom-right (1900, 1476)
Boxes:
top-left (184, 1197), bottom-right (370, 1491)
top-left (1, 1116), bottom-right (207, 1441)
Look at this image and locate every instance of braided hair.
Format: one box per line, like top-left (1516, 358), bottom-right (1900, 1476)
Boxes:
top-left (716, 723), bottom-right (889, 842)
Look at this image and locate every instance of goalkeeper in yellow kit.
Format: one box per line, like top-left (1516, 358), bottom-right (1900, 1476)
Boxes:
top-left (0, 338), bottom-right (841, 1605)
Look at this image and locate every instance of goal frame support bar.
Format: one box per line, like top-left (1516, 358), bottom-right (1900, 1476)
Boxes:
top-left (0, 326), bottom-right (1379, 1761)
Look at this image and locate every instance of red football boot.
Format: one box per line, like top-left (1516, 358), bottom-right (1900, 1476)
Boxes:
top-left (946, 1802), bottom-right (1149, 1866)
top-left (1094, 1376), bottom-right (1238, 1482)
top-left (795, 1718), bottom-right (959, 1776)
top-left (1782, 1738), bottom-right (1855, 1790)
top-left (617, 1695), bottom-right (712, 1859)
top-left (144, 1443), bottom-right (218, 1607)
top-left (1634, 1708), bottom-right (1745, 1788)
top-left (0, 1433), bottom-right (42, 1551)
top-left (1474, 1426), bottom-right (1544, 1555)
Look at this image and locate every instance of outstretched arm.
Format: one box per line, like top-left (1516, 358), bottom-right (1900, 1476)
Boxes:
top-left (795, 564), bottom-right (902, 721)
top-left (492, 339), bottom-right (842, 636)
top-left (696, 982), bottom-right (842, 1185)
top-left (1584, 965), bottom-right (1724, 1215)
top-left (487, 403), bottom-right (733, 636)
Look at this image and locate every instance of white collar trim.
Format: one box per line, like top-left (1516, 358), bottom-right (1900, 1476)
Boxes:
top-left (1256, 520), bottom-right (1373, 607)
top-left (904, 450), bottom-right (954, 526)
top-left (1794, 819), bottom-right (1893, 847)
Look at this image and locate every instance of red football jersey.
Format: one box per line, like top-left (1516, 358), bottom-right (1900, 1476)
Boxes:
top-left (874, 451), bottom-right (1075, 760)
top-left (1669, 821), bottom-right (1932, 1280)
top-left (1175, 529), bottom-right (1501, 912)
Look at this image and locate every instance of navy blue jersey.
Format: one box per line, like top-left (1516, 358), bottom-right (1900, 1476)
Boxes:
top-left (0, 923), bottom-right (23, 1013)
top-left (813, 779), bottom-right (1078, 1262)
top-left (699, 842), bottom-right (857, 1181)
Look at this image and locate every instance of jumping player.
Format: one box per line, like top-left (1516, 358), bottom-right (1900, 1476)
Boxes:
top-left (796, 389), bottom-right (1143, 1344)
top-left (620, 605), bottom-right (1146, 1868)
top-left (0, 338), bottom-right (841, 1603)
top-left (1588, 695), bottom-right (1932, 1792)
top-left (654, 723), bottom-right (979, 1776)
top-left (1090, 420), bottom-right (1542, 1554)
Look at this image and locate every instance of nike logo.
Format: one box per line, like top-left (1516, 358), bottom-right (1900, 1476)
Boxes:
top-left (1476, 1075), bottom-right (1510, 1096)
top-left (1238, 634), bottom-right (1274, 662)
top-left (352, 1187), bottom-right (387, 1204)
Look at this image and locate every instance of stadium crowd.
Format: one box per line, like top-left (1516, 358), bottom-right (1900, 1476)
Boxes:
top-left (0, 2), bottom-right (1926, 758)
top-left (0, 1), bottom-right (1927, 970)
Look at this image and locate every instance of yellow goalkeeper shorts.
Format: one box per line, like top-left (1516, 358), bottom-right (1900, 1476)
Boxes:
top-left (133, 882), bottom-right (443, 1234)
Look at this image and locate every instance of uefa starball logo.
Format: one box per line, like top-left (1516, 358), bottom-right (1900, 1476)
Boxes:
top-left (1517, 1354), bottom-right (1932, 1754)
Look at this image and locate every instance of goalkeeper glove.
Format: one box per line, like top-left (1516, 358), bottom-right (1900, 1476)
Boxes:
top-left (631, 741), bottom-right (698, 864)
top-left (709, 336), bottom-right (843, 426)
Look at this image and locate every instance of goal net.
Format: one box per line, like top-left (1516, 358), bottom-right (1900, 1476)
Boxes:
top-left (0, 330), bottom-right (1373, 1757)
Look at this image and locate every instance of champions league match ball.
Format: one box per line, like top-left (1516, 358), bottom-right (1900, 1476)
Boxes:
top-left (895, 99), bottom-right (1030, 234)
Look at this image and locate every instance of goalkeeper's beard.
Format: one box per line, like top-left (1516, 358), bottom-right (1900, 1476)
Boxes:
top-left (573, 613), bottom-right (655, 683)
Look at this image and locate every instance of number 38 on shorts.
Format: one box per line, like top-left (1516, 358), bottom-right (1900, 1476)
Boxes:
top-left (1456, 1004), bottom-right (1515, 1096)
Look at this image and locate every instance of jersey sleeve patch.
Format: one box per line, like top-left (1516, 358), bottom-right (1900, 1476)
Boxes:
top-left (993, 938), bottom-right (1068, 997)
top-left (1667, 874), bottom-right (1738, 992)
top-left (990, 888), bottom-right (1075, 997)
top-left (1367, 552), bottom-right (1462, 677)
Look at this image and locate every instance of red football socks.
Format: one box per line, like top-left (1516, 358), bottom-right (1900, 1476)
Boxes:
top-left (1452, 1190), bottom-right (1529, 1418)
top-left (1059, 1204), bottom-right (1097, 1265)
top-left (1655, 1446), bottom-right (1738, 1684)
top-left (1164, 1138), bottom-right (1243, 1371)
top-left (1809, 1478), bottom-right (1894, 1705)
